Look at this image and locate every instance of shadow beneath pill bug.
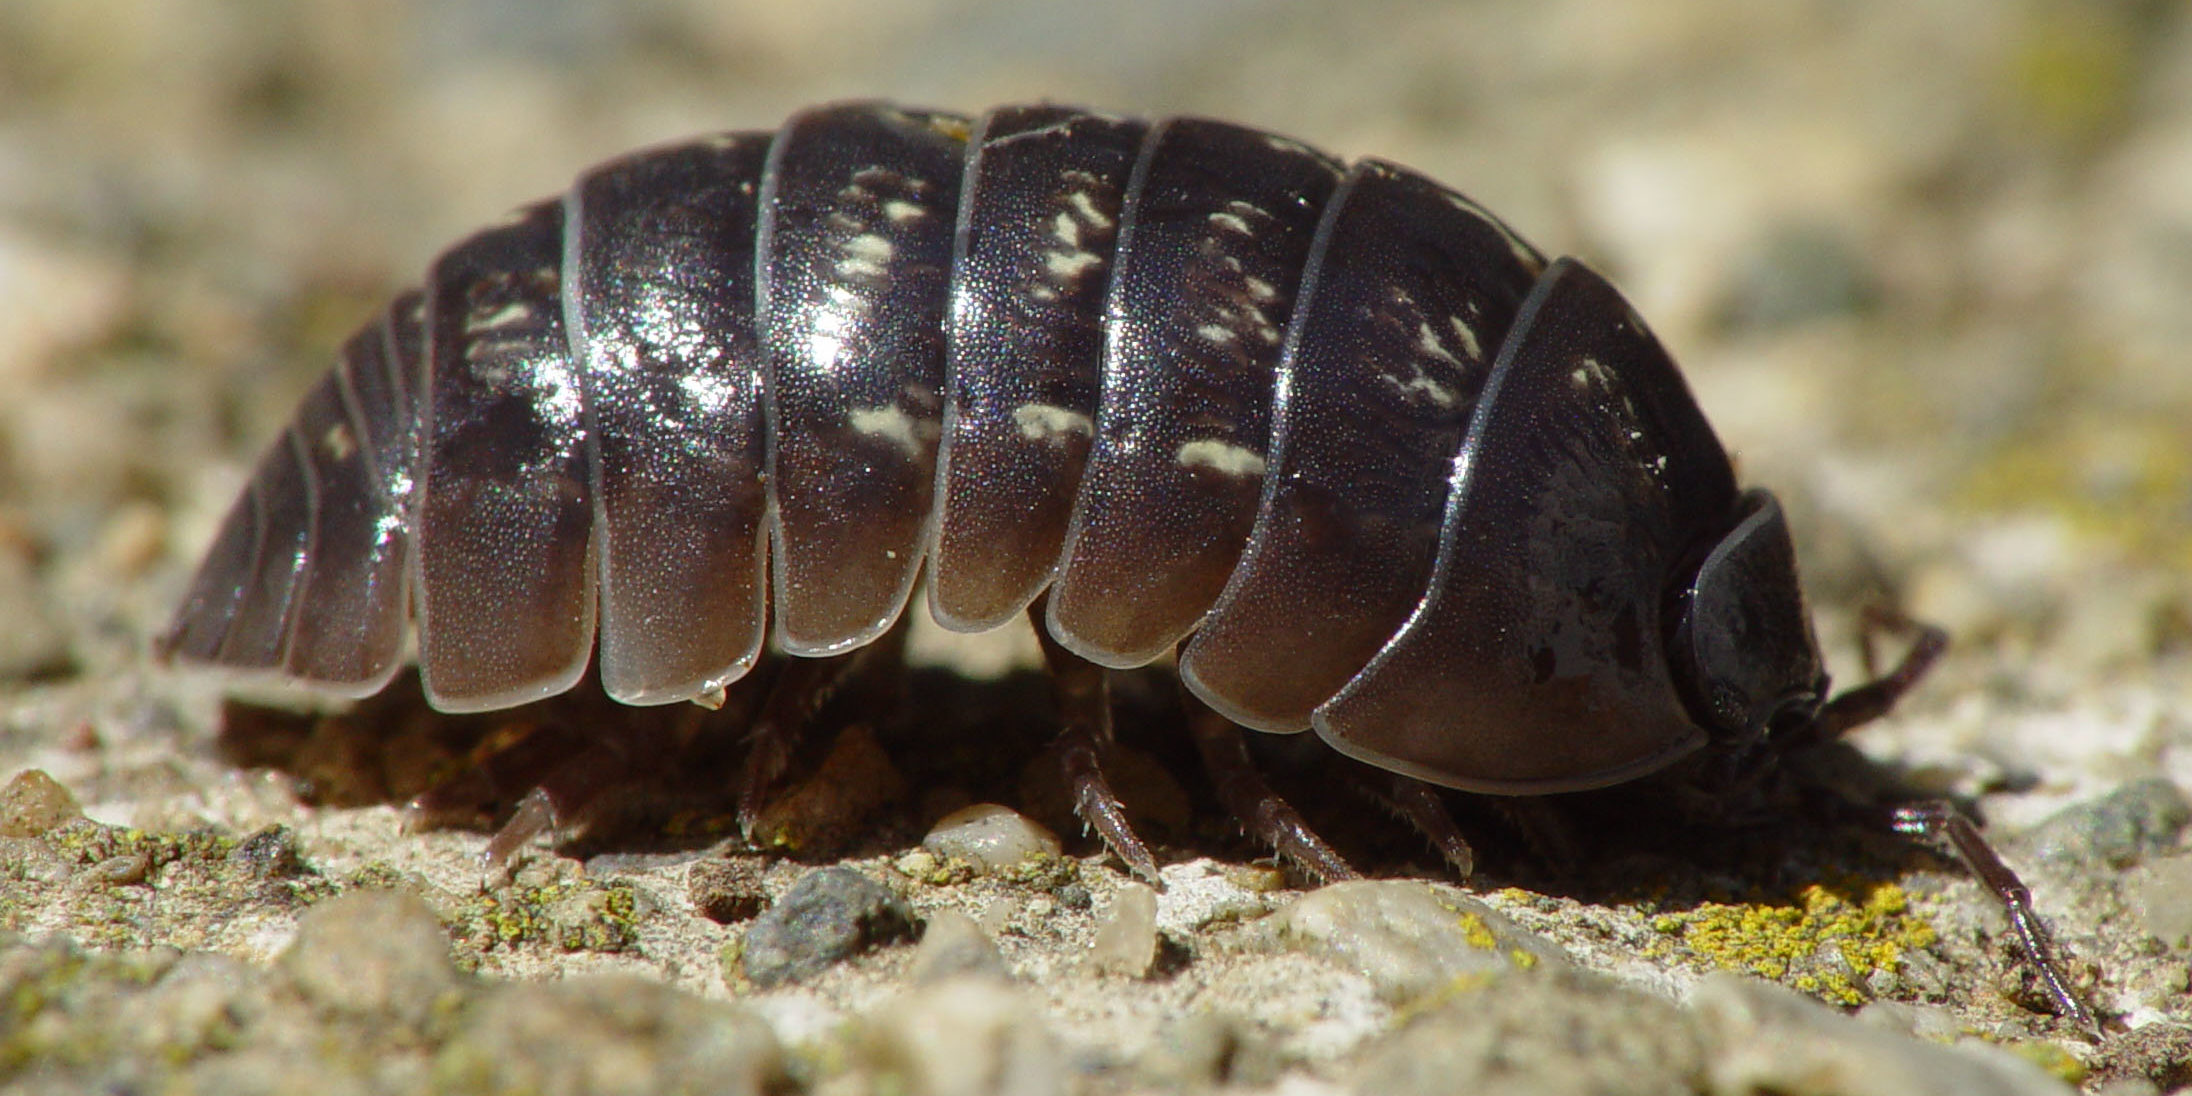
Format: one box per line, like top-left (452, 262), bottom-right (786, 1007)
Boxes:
top-left (207, 650), bottom-right (1939, 903)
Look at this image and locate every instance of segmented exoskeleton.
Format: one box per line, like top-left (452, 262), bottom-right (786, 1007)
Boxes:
top-left (161, 101), bottom-right (2092, 1029)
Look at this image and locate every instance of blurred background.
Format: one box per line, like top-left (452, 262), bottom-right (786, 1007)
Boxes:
top-left (0, 0), bottom-right (2188, 823)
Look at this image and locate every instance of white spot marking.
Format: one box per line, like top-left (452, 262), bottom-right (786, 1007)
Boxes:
top-left (466, 300), bottom-right (533, 332)
top-left (1197, 323), bottom-right (1238, 345)
top-left (321, 423), bottom-right (356, 462)
top-left (1242, 276), bottom-right (1279, 304)
top-left (1414, 322), bottom-right (1459, 365)
top-left (1569, 356), bottom-right (1614, 390)
top-left (1392, 375), bottom-right (1458, 408)
top-left (1044, 250), bottom-right (1102, 282)
top-left (1175, 439), bottom-right (1266, 477)
top-left (1208, 211), bottom-right (1252, 235)
top-left (1013, 403), bottom-right (1093, 443)
top-left (883, 200), bottom-right (926, 223)
top-left (1448, 315), bottom-right (1481, 360)
top-left (850, 406), bottom-right (926, 458)
top-left (1065, 190), bottom-right (1111, 228)
top-left (1052, 212), bottom-right (1082, 248)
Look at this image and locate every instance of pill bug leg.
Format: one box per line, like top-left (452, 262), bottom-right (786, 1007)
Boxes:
top-left (1184, 696), bottom-right (1360, 883)
top-left (1375, 774), bottom-right (1478, 878)
top-left (1889, 802), bottom-right (2097, 1034)
top-left (1031, 599), bottom-right (1160, 884)
top-left (1804, 607), bottom-right (1949, 743)
top-left (734, 637), bottom-right (903, 841)
top-left (1800, 611), bottom-right (2094, 1032)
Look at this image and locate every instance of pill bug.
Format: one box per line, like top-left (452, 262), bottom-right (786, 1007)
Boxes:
top-left (159, 101), bottom-right (2092, 1029)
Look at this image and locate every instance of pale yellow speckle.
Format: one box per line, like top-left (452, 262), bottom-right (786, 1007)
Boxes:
top-left (1013, 403), bottom-right (1093, 443)
top-left (1176, 439), bottom-right (1266, 477)
top-left (850, 406), bottom-right (928, 458)
top-left (1448, 315), bottom-right (1481, 360)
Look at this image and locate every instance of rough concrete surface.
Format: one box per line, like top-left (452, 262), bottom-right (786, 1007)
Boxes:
top-left (4, 1), bottom-right (2192, 1093)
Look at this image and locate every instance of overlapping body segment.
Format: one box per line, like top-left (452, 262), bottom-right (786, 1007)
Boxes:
top-left (930, 106), bottom-right (1144, 632)
top-left (566, 133), bottom-right (773, 706)
top-left (161, 99), bottom-right (1790, 794)
top-left (1178, 160), bottom-right (1547, 733)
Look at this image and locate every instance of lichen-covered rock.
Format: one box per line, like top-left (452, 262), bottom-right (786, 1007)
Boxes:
top-left (748, 724), bottom-right (908, 858)
top-left (740, 866), bottom-right (916, 988)
top-left (1137, 1010), bottom-right (1281, 1090)
top-left (1350, 972), bottom-right (1703, 1096)
top-left (2024, 777), bottom-right (2191, 869)
top-left (2128, 852), bottom-right (2192, 948)
top-left (1260, 881), bottom-right (1568, 1005)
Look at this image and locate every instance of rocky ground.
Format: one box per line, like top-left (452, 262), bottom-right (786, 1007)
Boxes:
top-left (4, 0), bottom-right (2192, 1092)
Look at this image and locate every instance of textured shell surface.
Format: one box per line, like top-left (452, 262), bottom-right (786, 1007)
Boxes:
top-left (162, 100), bottom-right (1819, 795)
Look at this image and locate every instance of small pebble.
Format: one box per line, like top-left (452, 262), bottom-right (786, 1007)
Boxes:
top-left (740, 866), bottom-right (915, 988)
top-left (0, 768), bottom-right (82, 837)
top-left (276, 890), bottom-right (461, 1034)
top-left (88, 851), bottom-right (151, 886)
top-left (1087, 883), bottom-right (1159, 977)
top-left (0, 555), bottom-right (72, 684)
top-left (688, 856), bottom-right (770, 924)
top-left (1260, 881), bottom-right (1567, 1005)
top-left (1223, 863), bottom-right (1289, 894)
top-left (909, 908), bottom-right (1010, 984)
top-left (857, 978), bottom-right (1066, 1096)
top-left (226, 826), bottom-right (302, 879)
top-left (922, 803), bottom-right (1061, 873)
top-left (2024, 777), bottom-right (2190, 869)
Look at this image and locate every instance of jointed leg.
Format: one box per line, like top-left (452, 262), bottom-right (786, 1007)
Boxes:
top-left (1183, 695), bottom-right (1360, 884)
top-left (1808, 607), bottom-right (1948, 744)
top-left (1385, 774), bottom-right (1477, 878)
top-left (1031, 601), bottom-right (1162, 884)
top-left (1805, 611), bottom-right (2093, 1029)
top-left (1891, 800), bottom-right (2097, 1034)
top-left (735, 648), bottom-right (881, 839)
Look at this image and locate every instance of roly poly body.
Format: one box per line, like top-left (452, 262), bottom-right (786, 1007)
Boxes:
top-left (162, 100), bottom-right (1822, 794)
top-left (162, 101), bottom-right (2091, 1027)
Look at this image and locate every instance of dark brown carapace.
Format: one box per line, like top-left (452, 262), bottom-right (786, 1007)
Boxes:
top-left (162, 101), bottom-right (2094, 1031)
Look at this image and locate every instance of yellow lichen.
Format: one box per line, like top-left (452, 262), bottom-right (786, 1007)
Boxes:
top-left (1453, 911), bottom-right (1500, 951)
top-left (1647, 881), bottom-right (1937, 1007)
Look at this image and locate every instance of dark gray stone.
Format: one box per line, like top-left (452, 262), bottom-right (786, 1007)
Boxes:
top-left (741, 866), bottom-right (915, 988)
top-left (2024, 778), bottom-right (2190, 869)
